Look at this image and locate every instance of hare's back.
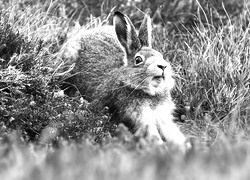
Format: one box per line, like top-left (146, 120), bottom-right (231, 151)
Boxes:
top-left (60, 25), bottom-right (125, 100)
top-left (66, 26), bottom-right (124, 60)
top-left (76, 25), bottom-right (125, 75)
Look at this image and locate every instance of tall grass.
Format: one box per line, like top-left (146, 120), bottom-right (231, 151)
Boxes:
top-left (151, 5), bottom-right (250, 144)
top-left (1, 0), bottom-right (250, 180)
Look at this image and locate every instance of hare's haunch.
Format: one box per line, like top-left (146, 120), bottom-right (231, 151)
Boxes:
top-left (61, 11), bottom-right (188, 150)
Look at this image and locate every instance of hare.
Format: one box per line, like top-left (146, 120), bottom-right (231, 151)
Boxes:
top-left (60, 11), bottom-right (188, 150)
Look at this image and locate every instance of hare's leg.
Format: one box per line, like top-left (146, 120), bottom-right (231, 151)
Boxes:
top-left (135, 124), bottom-right (163, 144)
top-left (134, 107), bottom-right (163, 143)
top-left (157, 120), bottom-right (187, 150)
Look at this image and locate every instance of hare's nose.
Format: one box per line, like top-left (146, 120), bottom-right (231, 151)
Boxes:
top-left (157, 65), bottom-right (166, 71)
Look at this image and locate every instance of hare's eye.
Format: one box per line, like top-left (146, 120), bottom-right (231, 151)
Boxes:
top-left (134, 56), bottom-right (144, 66)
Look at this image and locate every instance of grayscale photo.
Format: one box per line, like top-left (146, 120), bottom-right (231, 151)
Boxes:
top-left (0, 0), bottom-right (249, 179)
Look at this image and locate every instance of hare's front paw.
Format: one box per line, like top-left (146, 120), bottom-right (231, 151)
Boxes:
top-left (164, 136), bottom-right (191, 153)
top-left (135, 125), bottom-right (164, 144)
top-left (158, 121), bottom-right (189, 152)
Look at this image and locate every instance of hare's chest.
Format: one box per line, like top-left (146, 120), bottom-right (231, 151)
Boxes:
top-left (151, 102), bottom-right (175, 124)
top-left (124, 100), bottom-right (175, 127)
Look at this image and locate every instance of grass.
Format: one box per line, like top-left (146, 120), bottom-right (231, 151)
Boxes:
top-left (1, 0), bottom-right (250, 179)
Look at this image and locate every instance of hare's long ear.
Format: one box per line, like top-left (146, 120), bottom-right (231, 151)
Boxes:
top-left (138, 14), bottom-right (152, 48)
top-left (114, 11), bottom-right (141, 56)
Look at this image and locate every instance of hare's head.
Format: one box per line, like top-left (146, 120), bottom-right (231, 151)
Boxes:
top-left (114, 11), bottom-right (174, 96)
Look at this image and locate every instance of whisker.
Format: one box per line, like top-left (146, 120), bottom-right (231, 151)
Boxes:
top-left (126, 77), bottom-right (149, 99)
top-left (108, 75), bottom-right (148, 94)
top-left (108, 74), bottom-right (145, 91)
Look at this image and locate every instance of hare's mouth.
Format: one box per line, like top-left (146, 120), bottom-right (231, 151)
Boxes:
top-left (153, 76), bottom-right (164, 82)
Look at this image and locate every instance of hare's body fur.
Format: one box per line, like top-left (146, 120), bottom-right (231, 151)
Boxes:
top-left (61, 12), bottom-right (188, 150)
top-left (61, 26), bottom-right (125, 101)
